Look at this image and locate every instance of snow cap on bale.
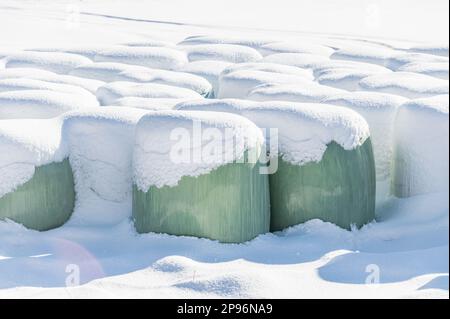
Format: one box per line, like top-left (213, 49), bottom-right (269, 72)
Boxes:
top-left (133, 110), bottom-right (265, 191)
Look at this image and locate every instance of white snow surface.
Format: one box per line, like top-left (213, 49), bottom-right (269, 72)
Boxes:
top-left (0, 0), bottom-right (448, 299)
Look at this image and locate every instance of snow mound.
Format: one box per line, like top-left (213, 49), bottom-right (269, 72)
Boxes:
top-left (258, 41), bottom-right (334, 57)
top-left (25, 45), bottom-right (125, 60)
top-left (0, 117), bottom-right (66, 197)
top-left (96, 81), bottom-right (203, 105)
top-left (180, 60), bottom-right (233, 97)
top-left (263, 53), bottom-right (330, 69)
top-left (133, 110), bottom-right (264, 190)
top-left (114, 97), bottom-right (191, 110)
top-left (176, 99), bottom-right (370, 166)
top-left (397, 62), bottom-right (449, 80)
top-left (359, 72), bottom-right (449, 98)
top-left (217, 70), bottom-right (316, 99)
top-left (0, 68), bottom-right (104, 94)
top-left (247, 82), bottom-right (346, 103)
top-left (393, 95), bottom-right (449, 197)
top-left (93, 46), bottom-right (188, 70)
top-left (180, 44), bottom-right (263, 63)
top-left (63, 107), bottom-right (148, 205)
top-left (0, 90), bottom-right (99, 119)
top-left (4, 51), bottom-right (93, 74)
top-left (323, 91), bottom-right (408, 204)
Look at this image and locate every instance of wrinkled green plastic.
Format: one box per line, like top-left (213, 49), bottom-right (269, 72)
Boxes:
top-left (0, 159), bottom-right (75, 231)
top-left (133, 159), bottom-right (271, 243)
top-left (269, 139), bottom-right (376, 231)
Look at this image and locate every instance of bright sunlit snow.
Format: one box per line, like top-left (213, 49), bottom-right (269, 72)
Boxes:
top-left (0, 0), bottom-right (448, 299)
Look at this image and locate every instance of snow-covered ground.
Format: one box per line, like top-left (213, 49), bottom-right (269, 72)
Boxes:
top-left (0, 0), bottom-right (448, 298)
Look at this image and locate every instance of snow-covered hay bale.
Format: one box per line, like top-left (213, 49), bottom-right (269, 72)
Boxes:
top-left (387, 52), bottom-right (449, 71)
top-left (115, 67), bottom-right (213, 97)
top-left (358, 72), bottom-right (449, 99)
top-left (93, 47), bottom-right (188, 70)
top-left (0, 118), bottom-right (74, 230)
top-left (0, 67), bottom-right (104, 94)
top-left (4, 51), bottom-right (93, 74)
top-left (317, 68), bottom-right (386, 91)
top-left (330, 45), bottom-right (398, 67)
top-left (69, 62), bottom-right (141, 82)
top-left (392, 95), bottom-right (449, 197)
top-left (263, 53), bottom-right (329, 69)
top-left (96, 81), bottom-right (203, 105)
top-left (397, 62), bottom-right (449, 80)
top-left (0, 90), bottom-right (99, 119)
top-left (180, 60), bottom-right (232, 97)
top-left (217, 70), bottom-right (316, 99)
top-left (132, 111), bottom-right (270, 243)
top-left (180, 44), bottom-right (263, 63)
top-left (324, 92), bottom-right (407, 206)
top-left (247, 82), bottom-right (345, 103)
top-left (407, 44), bottom-right (449, 57)
top-left (177, 99), bottom-right (376, 231)
top-left (63, 108), bottom-right (148, 208)
top-left (313, 60), bottom-right (392, 78)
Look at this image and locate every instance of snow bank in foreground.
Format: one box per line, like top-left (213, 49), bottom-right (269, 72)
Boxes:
top-left (133, 110), bottom-right (264, 190)
top-left (63, 108), bottom-right (148, 206)
top-left (392, 95), bottom-right (449, 197)
top-left (96, 81), bottom-right (203, 105)
top-left (4, 51), bottom-right (93, 74)
top-left (176, 99), bottom-right (370, 166)
top-left (0, 90), bottom-right (98, 119)
top-left (359, 72), bottom-right (449, 99)
top-left (180, 44), bottom-right (263, 63)
top-left (0, 117), bottom-right (66, 197)
top-left (323, 92), bottom-right (408, 205)
top-left (93, 47), bottom-right (188, 70)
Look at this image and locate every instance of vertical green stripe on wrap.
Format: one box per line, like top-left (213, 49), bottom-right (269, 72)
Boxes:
top-left (0, 159), bottom-right (75, 231)
top-left (269, 139), bottom-right (376, 231)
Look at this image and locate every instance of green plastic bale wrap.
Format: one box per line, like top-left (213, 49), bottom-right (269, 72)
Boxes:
top-left (133, 157), bottom-right (271, 243)
top-left (269, 138), bottom-right (376, 231)
top-left (0, 159), bottom-right (75, 230)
